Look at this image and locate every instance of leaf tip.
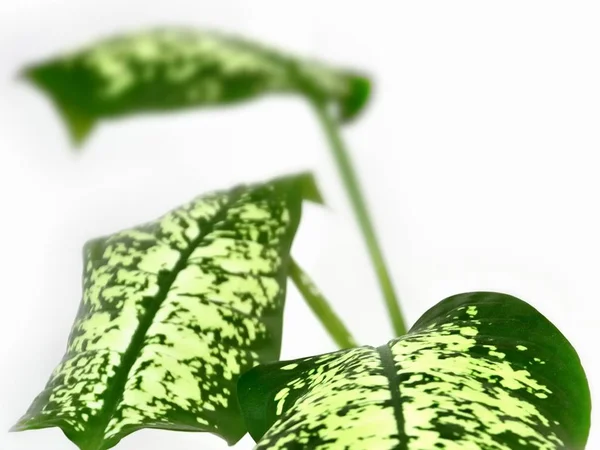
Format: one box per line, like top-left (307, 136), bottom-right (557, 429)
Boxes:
top-left (21, 62), bottom-right (95, 148)
top-left (64, 111), bottom-right (96, 148)
top-left (267, 171), bottom-right (323, 205)
top-left (296, 172), bottom-right (324, 205)
top-left (340, 74), bottom-right (372, 123)
top-left (8, 417), bottom-right (38, 434)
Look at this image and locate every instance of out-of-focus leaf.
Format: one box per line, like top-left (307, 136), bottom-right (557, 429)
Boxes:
top-left (12, 172), bottom-right (319, 450)
top-left (239, 292), bottom-right (591, 449)
top-left (24, 28), bottom-right (371, 145)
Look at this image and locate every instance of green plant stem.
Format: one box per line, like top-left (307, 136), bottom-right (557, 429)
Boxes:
top-left (312, 101), bottom-right (408, 336)
top-left (289, 258), bottom-right (357, 349)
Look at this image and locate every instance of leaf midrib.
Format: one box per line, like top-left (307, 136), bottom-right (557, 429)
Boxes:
top-left (86, 191), bottom-right (242, 450)
top-left (376, 344), bottom-right (406, 450)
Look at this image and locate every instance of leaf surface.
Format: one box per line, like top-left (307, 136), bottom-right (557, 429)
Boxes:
top-left (12, 173), bottom-right (318, 450)
top-left (24, 28), bottom-right (370, 144)
top-left (238, 292), bottom-right (591, 450)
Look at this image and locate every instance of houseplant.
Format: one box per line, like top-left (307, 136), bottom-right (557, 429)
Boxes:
top-left (10, 28), bottom-right (591, 450)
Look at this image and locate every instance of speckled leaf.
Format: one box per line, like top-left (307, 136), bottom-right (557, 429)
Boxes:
top-left (12, 173), bottom-right (320, 450)
top-left (23, 28), bottom-right (370, 144)
top-left (239, 292), bottom-right (591, 450)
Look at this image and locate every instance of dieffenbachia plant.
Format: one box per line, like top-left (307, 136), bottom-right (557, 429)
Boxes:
top-left (12, 173), bottom-right (320, 450)
top-left (14, 27), bottom-right (592, 450)
top-left (23, 27), bottom-right (407, 337)
top-left (238, 292), bottom-right (591, 449)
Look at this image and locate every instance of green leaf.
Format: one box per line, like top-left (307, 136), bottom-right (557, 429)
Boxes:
top-left (12, 172), bottom-right (318, 450)
top-left (23, 28), bottom-right (371, 145)
top-left (238, 292), bottom-right (591, 449)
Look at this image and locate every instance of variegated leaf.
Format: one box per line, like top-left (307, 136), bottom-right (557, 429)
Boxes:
top-left (238, 292), bottom-right (591, 450)
top-left (12, 173), bottom-right (320, 450)
top-left (24, 28), bottom-right (370, 144)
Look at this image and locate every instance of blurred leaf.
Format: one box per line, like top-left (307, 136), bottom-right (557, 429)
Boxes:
top-left (12, 172), bottom-right (319, 450)
top-left (24, 28), bottom-right (371, 145)
top-left (239, 292), bottom-right (591, 449)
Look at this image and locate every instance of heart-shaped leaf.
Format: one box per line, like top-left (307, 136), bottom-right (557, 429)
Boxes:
top-left (239, 292), bottom-right (591, 449)
top-left (12, 173), bottom-right (320, 450)
top-left (24, 28), bottom-right (370, 145)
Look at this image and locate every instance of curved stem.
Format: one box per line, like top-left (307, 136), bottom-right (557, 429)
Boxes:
top-left (289, 258), bottom-right (357, 349)
top-left (312, 101), bottom-right (408, 336)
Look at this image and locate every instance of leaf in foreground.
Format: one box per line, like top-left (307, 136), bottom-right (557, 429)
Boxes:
top-left (23, 28), bottom-right (370, 145)
top-left (12, 173), bottom-right (318, 450)
top-left (239, 291), bottom-right (591, 449)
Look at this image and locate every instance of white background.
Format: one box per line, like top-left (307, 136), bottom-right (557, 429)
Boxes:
top-left (0, 1), bottom-right (598, 449)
